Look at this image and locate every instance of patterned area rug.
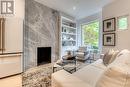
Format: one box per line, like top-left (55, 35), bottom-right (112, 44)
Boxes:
top-left (22, 60), bottom-right (93, 87)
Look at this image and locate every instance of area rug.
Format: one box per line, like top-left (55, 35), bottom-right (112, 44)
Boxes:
top-left (22, 60), bottom-right (92, 87)
top-left (22, 63), bottom-right (52, 87)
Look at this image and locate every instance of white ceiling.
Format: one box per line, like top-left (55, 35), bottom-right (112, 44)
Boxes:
top-left (36, 0), bottom-right (115, 20)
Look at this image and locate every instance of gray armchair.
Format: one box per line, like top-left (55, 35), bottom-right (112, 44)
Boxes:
top-left (76, 46), bottom-right (90, 61)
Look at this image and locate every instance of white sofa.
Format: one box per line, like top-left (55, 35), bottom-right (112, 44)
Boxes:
top-left (52, 49), bottom-right (130, 87)
top-left (52, 59), bottom-right (106, 87)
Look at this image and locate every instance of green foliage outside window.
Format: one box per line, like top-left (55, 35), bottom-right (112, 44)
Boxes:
top-left (118, 17), bottom-right (128, 30)
top-left (82, 21), bottom-right (99, 49)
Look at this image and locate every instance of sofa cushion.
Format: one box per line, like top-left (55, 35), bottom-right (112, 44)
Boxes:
top-left (52, 70), bottom-right (92, 87)
top-left (91, 59), bottom-right (106, 70)
top-left (73, 63), bottom-right (105, 87)
top-left (96, 65), bottom-right (130, 87)
top-left (96, 49), bottom-right (130, 87)
top-left (111, 49), bottom-right (130, 66)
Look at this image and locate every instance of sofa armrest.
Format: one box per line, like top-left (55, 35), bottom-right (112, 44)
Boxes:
top-left (52, 70), bottom-right (92, 87)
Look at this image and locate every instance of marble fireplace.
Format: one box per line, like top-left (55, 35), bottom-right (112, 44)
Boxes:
top-left (24, 0), bottom-right (60, 71)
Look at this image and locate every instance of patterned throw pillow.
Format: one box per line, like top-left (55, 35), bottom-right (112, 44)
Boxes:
top-left (108, 51), bottom-right (119, 64)
top-left (103, 49), bottom-right (119, 66)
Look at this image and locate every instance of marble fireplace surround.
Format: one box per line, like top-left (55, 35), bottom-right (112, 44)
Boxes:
top-left (24, 0), bottom-right (60, 70)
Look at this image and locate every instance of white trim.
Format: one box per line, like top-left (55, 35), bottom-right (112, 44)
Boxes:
top-left (61, 16), bottom-right (76, 23)
top-left (62, 24), bottom-right (76, 29)
top-left (81, 19), bottom-right (100, 26)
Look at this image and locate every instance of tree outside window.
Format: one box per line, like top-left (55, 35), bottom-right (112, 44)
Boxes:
top-left (118, 15), bottom-right (128, 30)
top-left (82, 21), bottom-right (99, 49)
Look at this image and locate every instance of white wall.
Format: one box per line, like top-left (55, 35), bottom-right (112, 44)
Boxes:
top-left (77, 12), bottom-right (102, 51)
top-left (15, 0), bottom-right (25, 19)
top-left (102, 0), bottom-right (130, 53)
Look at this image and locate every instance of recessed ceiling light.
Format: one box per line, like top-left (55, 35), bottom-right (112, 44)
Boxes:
top-left (73, 6), bottom-right (76, 10)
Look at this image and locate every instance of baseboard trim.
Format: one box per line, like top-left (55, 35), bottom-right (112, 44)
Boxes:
top-left (0, 73), bottom-right (22, 79)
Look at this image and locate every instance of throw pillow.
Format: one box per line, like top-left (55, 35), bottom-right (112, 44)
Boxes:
top-left (108, 50), bottom-right (119, 64)
top-left (103, 49), bottom-right (114, 66)
top-left (96, 49), bottom-right (130, 87)
top-left (110, 49), bottom-right (130, 67)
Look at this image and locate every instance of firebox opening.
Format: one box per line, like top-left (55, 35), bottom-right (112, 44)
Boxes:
top-left (37, 47), bottom-right (51, 66)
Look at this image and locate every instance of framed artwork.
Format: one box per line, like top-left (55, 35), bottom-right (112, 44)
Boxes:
top-left (103, 33), bottom-right (116, 46)
top-left (103, 18), bottom-right (116, 32)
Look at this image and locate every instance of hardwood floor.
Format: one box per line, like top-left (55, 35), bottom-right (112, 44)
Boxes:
top-left (0, 74), bottom-right (22, 87)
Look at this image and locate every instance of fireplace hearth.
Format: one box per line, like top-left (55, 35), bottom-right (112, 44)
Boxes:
top-left (37, 47), bottom-right (51, 66)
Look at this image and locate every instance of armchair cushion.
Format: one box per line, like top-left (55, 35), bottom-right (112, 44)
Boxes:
top-left (76, 52), bottom-right (85, 57)
top-left (76, 46), bottom-right (89, 60)
top-left (78, 46), bottom-right (87, 52)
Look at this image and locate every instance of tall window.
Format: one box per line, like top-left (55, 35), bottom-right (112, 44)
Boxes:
top-left (82, 21), bottom-right (99, 49)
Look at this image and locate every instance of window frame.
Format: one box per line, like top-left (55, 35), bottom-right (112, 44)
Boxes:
top-left (117, 15), bottom-right (129, 30)
top-left (81, 20), bottom-right (100, 47)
